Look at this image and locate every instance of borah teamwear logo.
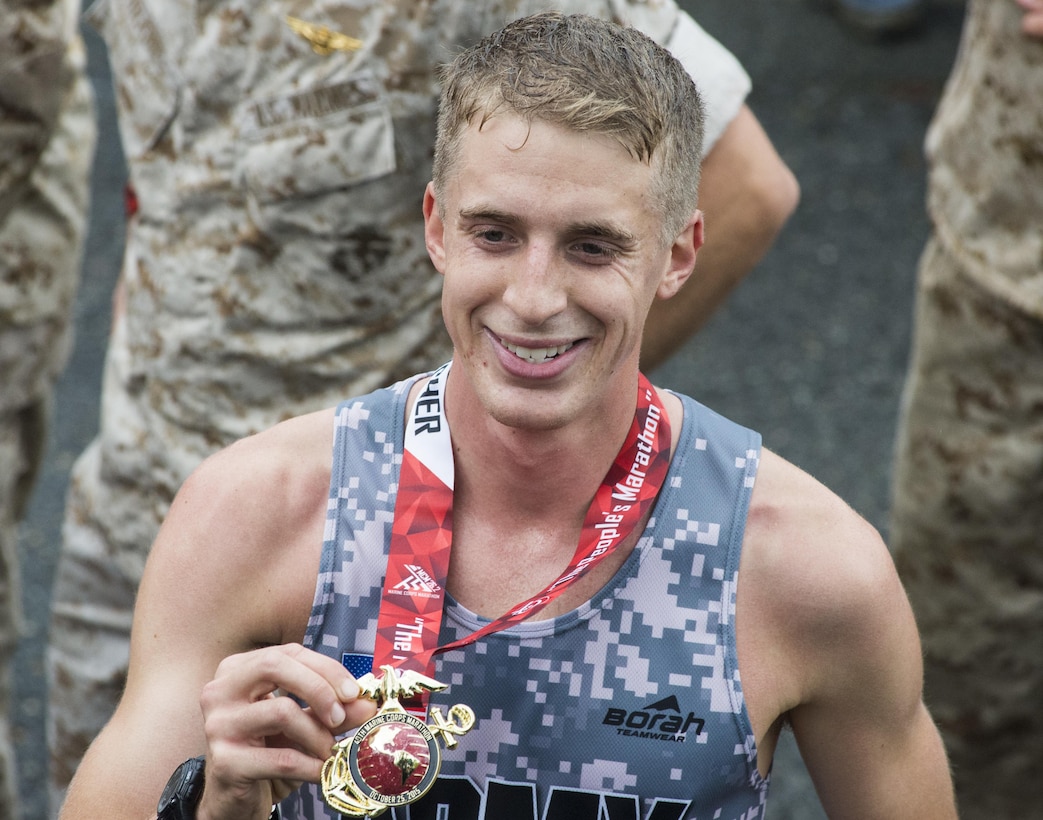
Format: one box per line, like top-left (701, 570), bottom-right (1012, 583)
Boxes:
top-left (603, 695), bottom-right (705, 743)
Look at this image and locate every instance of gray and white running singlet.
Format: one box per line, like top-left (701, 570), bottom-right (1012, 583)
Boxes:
top-left (283, 371), bottom-right (768, 819)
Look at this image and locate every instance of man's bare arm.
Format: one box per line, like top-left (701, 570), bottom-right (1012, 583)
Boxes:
top-left (59, 411), bottom-right (374, 819)
top-left (641, 105), bottom-right (799, 370)
top-left (793, 538), bottom-right (954, 816)
top-left (747, 454), bottom-right (956, 818)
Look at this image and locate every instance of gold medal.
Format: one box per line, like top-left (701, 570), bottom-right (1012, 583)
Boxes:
top-left (321, 666), bottom-right (475, 817)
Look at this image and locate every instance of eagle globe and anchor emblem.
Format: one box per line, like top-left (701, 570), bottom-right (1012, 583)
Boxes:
top-left (320, 665), bottom-right (476, 817)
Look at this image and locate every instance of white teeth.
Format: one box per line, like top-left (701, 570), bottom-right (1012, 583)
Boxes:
top-left (501, 340), bottom-right (574, 364)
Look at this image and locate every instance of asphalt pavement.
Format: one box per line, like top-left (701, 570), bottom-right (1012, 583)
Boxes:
top-left (12, 1), bottom-right (966, 816)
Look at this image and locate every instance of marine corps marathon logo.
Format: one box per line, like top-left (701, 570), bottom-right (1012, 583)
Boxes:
top-left (391, 564), bottom-right (442, 596)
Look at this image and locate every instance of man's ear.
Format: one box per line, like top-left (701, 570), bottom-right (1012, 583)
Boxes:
top-left (423, 182), bottom-right (447, 275)
top-left (657, 210), bottom-right (704, 300)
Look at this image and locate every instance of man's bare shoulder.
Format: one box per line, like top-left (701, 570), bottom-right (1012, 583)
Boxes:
top-left (741, 448), bottom-right (907, 651)
top-left (205, 406), bottom-right (337, 469)
top-left (146, 407), bottom-right (339, 644)
top-left (180, 407), bottom-right (337, 521)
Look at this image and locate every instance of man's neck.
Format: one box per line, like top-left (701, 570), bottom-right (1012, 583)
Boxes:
top-left (412, 364), bottom-right (684, 618)
top-left (445, 380), bottom-right (639, 522)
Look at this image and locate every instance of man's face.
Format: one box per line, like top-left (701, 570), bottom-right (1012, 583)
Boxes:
top-left (424, 114), bottom-right (700, 432)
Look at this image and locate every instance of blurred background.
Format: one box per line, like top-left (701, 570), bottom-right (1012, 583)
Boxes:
top-left (13, 0), bottom-right (966, 816)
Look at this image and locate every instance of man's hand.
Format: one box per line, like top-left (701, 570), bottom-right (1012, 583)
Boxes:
top-left (1017, 0), bottom-right (1043, 37)
top-left (197, 644), bottom-right (377, 820)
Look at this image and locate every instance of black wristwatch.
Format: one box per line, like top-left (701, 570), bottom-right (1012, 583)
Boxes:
top-left (157, 756), bottom-right (284, 820)
top-left (157, 756), bottom-right (206, 820)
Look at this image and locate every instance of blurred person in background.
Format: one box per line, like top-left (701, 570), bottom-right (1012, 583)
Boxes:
top-left (0, 1), bottom-right (96, 817)
top-left (890, 0), bottom-right (1043, 815)
top-left (45, 1), bottom-right (799, 813)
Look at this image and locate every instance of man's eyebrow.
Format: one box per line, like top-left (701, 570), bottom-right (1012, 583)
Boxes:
top-left (571, 221), bottom-right (639, 248)
top-left (457, 206), bottom-right (518, 225)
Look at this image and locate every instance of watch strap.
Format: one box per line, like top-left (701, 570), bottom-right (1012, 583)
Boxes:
top-left (157, 755), bottom-right (284, 820)
top-left (157, 756), bottom-right (206, 820)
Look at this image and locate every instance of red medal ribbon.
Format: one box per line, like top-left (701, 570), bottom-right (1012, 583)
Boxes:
top-left (373, 362), bottom-right (671, 698)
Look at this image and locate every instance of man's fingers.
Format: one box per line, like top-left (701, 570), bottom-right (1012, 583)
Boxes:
top-left (207, 733), bottom-right (321, 787)
top-left (198, 641), bottom-right (381, 809)
top-left (205, 692), bottom-right (336, 760)
top-left (267, 644), bottom-right (379, 730)
top-left (206, 643), bottom-right (364, 730)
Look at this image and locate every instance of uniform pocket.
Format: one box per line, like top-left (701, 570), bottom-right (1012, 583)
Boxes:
top-left (236, 71), bottom-right (396, 231)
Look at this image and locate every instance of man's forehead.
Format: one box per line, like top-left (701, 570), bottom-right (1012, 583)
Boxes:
top-left (462, 112), bottom-right (535, 153)
top-left (459, 112), bottom-right (640, 165)
top-left (437, 112), bottom-right (660, 229)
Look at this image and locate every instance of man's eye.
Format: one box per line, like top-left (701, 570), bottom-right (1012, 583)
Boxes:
top-left (476, 229), bottom-right (508, 244)
top-left (574, 242), bottom-right (618, 261)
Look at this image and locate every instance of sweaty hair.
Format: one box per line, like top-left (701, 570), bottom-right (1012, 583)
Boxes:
top-left (432, 11), bottom-right (706, 245)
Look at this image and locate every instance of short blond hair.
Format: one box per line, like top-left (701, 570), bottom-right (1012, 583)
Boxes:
top-left (432, 12), bottom-right (706, 245)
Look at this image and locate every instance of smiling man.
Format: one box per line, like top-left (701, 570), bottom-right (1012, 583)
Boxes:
top-left (60, 13), bottom-right (955, 820)
top-left (426, 115), bottom-right (693, 436)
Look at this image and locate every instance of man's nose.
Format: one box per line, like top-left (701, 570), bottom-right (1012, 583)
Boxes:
top-left (501, 244), bottom-right (568, 324)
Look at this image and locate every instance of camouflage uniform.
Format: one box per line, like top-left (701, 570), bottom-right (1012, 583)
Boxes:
top-left (46, 0), bottom-right (751, 811)
top-left (0, 0), bottom-right (95, 816)
top-left (889, 1), bottom-right (1043, 815)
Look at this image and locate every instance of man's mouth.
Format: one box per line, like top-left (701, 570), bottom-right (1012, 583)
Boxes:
top-left (500, 339), bottom-right (575, 364)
